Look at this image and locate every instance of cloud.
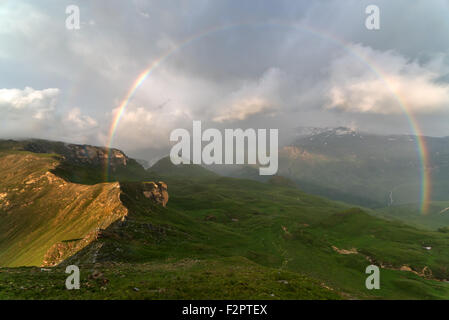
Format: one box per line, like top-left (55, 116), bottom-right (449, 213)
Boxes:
top-left (65, 108), bottom-right (98, 129)
top-left (0, 86), bottom-right (100, 144)
top-left (0, 2), bottom-right (46, 37)
top-left (2, 0), bottom-right (449, 155)
top-left (106, 102), bottom-right (190, 150)
top-left (57, 107), bottom-right (100, 144)
top-left (213, 97), bottom-right (272, 122)
top-left (0, 87), bottom-right (59, 120)
top-left (325, 44), bottom-right (449, 115)
top-left (106, 66), bottom-right (291, 150)
top-left (212, 68), bottom-right (283, 122)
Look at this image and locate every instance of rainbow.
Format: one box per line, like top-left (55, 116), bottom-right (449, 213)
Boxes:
top-left (105, 20), bottom-right (431, 213)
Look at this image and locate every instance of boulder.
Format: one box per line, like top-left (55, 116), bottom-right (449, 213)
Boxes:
top-left (142, 181), bottom-right (169, 207)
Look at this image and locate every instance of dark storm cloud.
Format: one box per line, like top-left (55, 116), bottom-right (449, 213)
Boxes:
top-left (1, 0), bottom-right (449, 159)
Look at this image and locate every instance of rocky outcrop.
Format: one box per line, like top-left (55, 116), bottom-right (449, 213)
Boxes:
top-left (23, 140), bottom-right (129, 168)
top-left (42, 230), bottom-right (100, 267)
top-left (142, 181), bottom-right (169, 207)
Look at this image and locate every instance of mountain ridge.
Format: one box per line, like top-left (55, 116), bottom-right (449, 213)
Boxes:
top-left (4, 138), bottom-right (449, 299)
top-left (0, 141), bottom-right (168, 267)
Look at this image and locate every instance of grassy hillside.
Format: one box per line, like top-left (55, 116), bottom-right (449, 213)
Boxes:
top-left (62, 173), bottom-right (449, 299)
top-left (3, 143), bottom-right (449, 299)
top-left (374, 201), bottom-right (449, 230)
top-left (0, 151), bottom-right (128, 267)
top-left (0, 257), bottom-right (340, 300)
top-left (148, 156), bottom-right (218, 179)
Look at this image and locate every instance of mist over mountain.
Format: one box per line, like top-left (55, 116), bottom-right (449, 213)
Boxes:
top-left (206, 126), bottom-right (449, 210)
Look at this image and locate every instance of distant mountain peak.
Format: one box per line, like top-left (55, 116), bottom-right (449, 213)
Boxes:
top-left (148, 156), bottom-right (218, 178)
top-left (295, 126), bottom-right (358, 138)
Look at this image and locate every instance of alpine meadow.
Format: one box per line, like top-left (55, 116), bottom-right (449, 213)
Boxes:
top-left (2, 1), bottom-right (449, 310)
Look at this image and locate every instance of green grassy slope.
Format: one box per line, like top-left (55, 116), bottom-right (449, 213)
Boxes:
top-left (374, 201), bottom-right (449, 230)
top-left (62, 173), bottom-right (449, 299)
top-left (0, 257), bottom-right (340, 300)
top-left (148, 156), bottom-right (218, 179)
top-left (0, 151), bottom-right (128, 267)
top-left (3, 145), bottom-right (449, 299)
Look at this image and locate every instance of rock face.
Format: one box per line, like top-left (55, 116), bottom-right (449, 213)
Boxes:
top-left (142, 181), bottom-right (169, 207)
top-left (42, 230), bottom-right (100, 267)
top-left (23, 140), bottom-right (129, 168)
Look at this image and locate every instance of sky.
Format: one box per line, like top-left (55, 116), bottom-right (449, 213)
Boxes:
top-left (1, 0), bottom-right (449, 161)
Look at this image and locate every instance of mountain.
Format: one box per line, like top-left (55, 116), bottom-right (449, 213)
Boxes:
top-left (3, 139), bottom-right (449, 299)
top-left (0, 139), bottom-right (150, 184)
top-left (281, 127), bottom-right (449, 214)
top-left (148, 156), bottom-right (218, 179)
top-left (135, 158), bottom-right (151, 169)
top-left (211, 127), bottom-right (449, 211)
top-left (277, 127), bottom-right (424, 207)
top-left (203, 127), bottom-right (449, 231)
top-left (0, 140), bottom-right (166, 267)
top-left (294, 126), bottom-right (357, 138)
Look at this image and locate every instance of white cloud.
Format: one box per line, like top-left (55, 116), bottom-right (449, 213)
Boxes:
top-left (105, 67), bottom-right (288, 149)
top-left (58, 108), bottom-right (100, 144)
top-left (213, 68), bottom-right (283, 122)
top-left (0, 86), bottom-right (101, 144)
top-left (325, 44), bottom-right (449, 115)
top-left (97, 65), bottom-right (219, 150)
top-left (0, 87), bottom-right (59, 120)
top-left (106, 102), bottom-right (190, 150)
top-left (213, 97), bottom-right (272, 122)
top-left (65, 108), bottom-right (98, 129)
